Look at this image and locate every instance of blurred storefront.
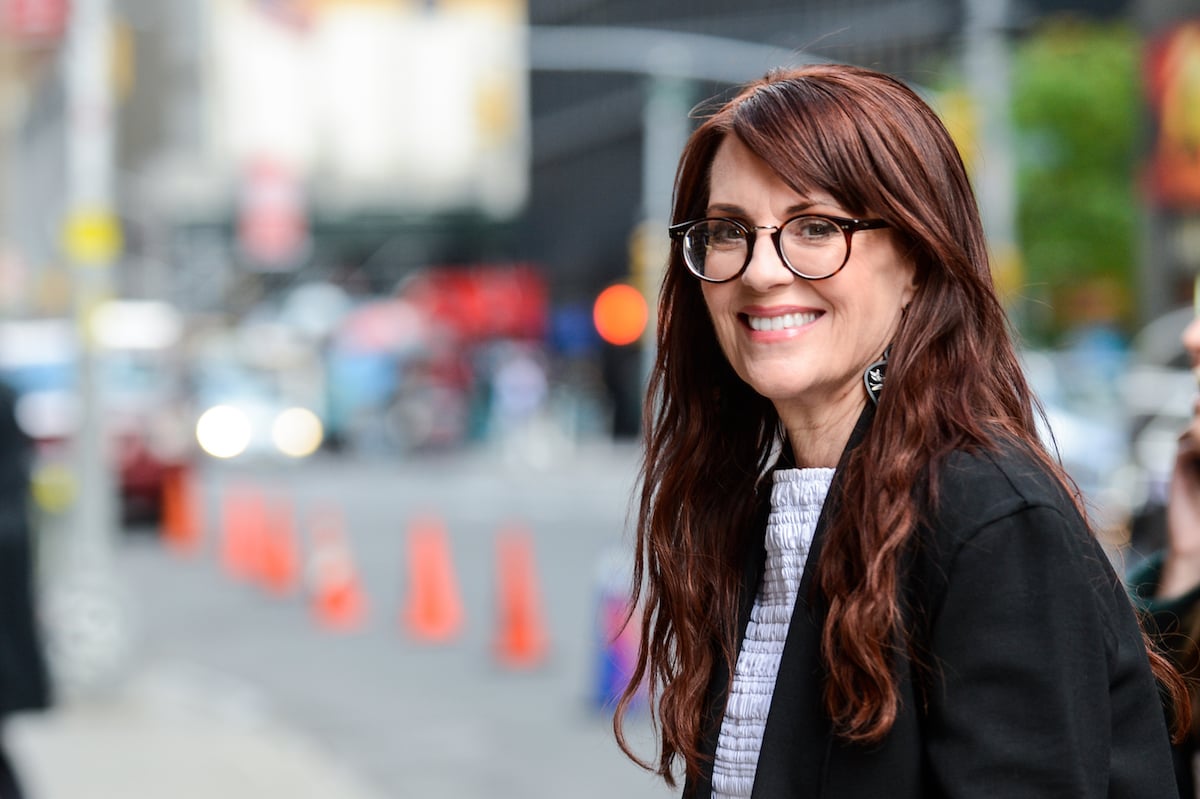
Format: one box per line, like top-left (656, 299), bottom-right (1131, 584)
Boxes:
top-left (1138, 1), bottom-right (1200, 321)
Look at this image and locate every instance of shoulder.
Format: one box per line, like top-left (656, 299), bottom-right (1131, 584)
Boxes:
top-left (925, 440), bottom-right (1081, 544)
top-left (908, 441), bottom-right (1103, 595)
top-left (908, 441), bottom-right (1137, 648)
top-left (908, 441), bottom-right (1132, 634)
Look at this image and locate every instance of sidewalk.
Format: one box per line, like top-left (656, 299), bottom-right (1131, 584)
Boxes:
top-left (7, 660), bottom-right (387, 799)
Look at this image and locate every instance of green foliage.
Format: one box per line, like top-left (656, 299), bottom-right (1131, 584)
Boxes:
top-left (1010, 20), bottom-right (1142, 335)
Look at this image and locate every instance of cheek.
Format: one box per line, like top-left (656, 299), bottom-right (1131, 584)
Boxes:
top-left (700, 285), bottom-right (732, 331)
top-left (860, 265), bottom-right (917, 318)
top-left (701, 287), bottom-right (741, 359)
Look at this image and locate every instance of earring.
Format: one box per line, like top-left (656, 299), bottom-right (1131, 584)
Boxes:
top-left (863, 346), bottom-right (890, 406)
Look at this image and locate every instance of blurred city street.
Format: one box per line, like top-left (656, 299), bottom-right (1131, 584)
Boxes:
top-left (1, 0), bottom-right (1198, 797)
top-left (10, 442), bottom-right (672, 799)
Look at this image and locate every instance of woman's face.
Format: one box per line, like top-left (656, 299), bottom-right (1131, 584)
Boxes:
top-left (699, 135), bottom-right (917, 422)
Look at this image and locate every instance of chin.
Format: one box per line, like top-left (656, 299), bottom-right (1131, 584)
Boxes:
top-left (743, 379), bottom-right (813, 405)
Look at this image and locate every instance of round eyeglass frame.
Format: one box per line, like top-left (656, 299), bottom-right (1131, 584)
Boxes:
top-left (667, 214), bottom-right (890, 283)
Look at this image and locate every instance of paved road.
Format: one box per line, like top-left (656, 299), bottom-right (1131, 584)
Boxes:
top-left (15, 441), bottom-right (676, 799)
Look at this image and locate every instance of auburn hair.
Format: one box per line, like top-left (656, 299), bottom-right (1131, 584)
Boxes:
top-left (613, 64), bottom-right (1188, 787)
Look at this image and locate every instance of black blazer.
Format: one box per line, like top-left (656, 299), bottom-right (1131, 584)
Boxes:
top-left (687, 411), bottom-right (1179, 799)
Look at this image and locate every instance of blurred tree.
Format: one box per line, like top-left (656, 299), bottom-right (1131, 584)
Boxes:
top-left (1010, 19), bottom-right (1141, 341)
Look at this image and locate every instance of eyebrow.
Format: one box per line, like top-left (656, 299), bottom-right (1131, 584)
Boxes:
top-left (705, 201), bottom-right (821, 217)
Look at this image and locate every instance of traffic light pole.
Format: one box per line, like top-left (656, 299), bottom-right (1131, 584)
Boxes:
top-left (50, 0), bottom-right (129, 698)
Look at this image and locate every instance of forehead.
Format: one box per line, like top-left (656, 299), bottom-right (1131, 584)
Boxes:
top-left (707, 135), bottom-right (837, 209)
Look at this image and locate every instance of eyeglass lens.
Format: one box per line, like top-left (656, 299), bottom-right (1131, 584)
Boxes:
top-left (681, 217), bottom-right (848, 281)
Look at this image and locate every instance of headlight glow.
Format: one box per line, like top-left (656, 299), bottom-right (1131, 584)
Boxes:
top-left (196, 405), bottom-right (252, 459)
top-left (271, 407), bottom-right (323, 458)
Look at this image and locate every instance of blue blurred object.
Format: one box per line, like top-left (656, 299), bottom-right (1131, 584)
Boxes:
top-left (591, 548), bottom-right (642, 713)
top-left (549, 304), bottom-right (600, 359)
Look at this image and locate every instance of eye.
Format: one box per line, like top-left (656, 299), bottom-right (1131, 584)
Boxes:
top-left (702, 220), bottom-right (746, 249)
top-left (786, 216), bottom-right (840, 243)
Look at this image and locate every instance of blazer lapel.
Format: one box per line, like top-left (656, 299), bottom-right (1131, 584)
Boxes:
top-left (751, 404), bottom-right (876, 799)
top-left (689, 404), bottom-right (876, 799)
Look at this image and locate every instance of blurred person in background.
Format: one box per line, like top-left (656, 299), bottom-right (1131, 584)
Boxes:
top-left (1130, 313), bottom-right (1200, 798)
top-left (0, 379), bottom-right (51, 799)
top-left (613, 64), bottom-right (1185, 798)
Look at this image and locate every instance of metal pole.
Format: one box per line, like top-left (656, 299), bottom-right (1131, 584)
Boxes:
top-left (638, 66), bottom-right (694, 385)
top-left (50, 0), bottom-right (128, 697)
top-left (963, 0), bottom-right (1019, 297)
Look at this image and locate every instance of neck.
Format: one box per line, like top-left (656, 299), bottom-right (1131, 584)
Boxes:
top-left (778, 393), bottom-right (867, 468)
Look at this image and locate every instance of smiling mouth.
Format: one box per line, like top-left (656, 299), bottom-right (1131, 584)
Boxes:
top-left (744, 311), bottom-right (820, 332)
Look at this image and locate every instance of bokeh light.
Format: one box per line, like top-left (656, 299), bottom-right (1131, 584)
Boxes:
top-left (195, 405), bottom-right (252, 459)
top-left (593, 284), bottom-right (648, 346)
top-left (271, 407), bottom-right (324, 458)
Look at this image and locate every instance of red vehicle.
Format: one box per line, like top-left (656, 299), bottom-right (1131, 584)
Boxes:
top-left (0, 307), bottom-right (192, 525)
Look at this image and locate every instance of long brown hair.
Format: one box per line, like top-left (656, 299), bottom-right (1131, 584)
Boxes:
top-left (614, 64), bottom-right (1188, 787)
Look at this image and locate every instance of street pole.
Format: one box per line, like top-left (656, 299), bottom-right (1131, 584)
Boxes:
top-left (637, 67), bottom-right (694, 381)
top-left (50, 0), bottom-right (129, 697)
top-left (963, 0), bottom-right (1020, 310)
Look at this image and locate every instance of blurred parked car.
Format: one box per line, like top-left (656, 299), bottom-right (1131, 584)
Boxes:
top-left (1121, 306), bottom-right (1196, 506)
top-left (189, 322), bottom-right (325, 461)
top-left (1021, 347), bottom-right (1133, 536)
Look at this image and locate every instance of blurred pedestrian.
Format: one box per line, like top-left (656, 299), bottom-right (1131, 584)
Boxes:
top-left (1130, 313), bottom-right (1200, 797)
top-left (613, 64), bottom-right (1185, 798)
top-left (0, 380), bottom-right (51, 798)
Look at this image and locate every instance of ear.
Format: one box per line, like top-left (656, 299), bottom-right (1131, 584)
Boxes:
top-left (899, 262), bottom-right (918, 309)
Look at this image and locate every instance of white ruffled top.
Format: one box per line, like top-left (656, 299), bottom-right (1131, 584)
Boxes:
top-left (710, 467), bottom-right (834, 799)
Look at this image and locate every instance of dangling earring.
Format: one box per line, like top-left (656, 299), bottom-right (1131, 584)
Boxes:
top-left (864, 345), bottom-right (891, 406)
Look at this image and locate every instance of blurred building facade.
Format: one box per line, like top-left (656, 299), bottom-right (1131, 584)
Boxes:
top-left (0, 0), bottom-right (1196, 335)
top-left (2, 0), bottom-right (531, 318)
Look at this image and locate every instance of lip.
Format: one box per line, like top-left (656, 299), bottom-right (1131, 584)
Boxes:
top-left (738, 306), bottom-right (822, 338)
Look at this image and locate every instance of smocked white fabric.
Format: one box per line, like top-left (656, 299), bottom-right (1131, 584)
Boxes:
top-left (710, 467), bottom-right (834, 799)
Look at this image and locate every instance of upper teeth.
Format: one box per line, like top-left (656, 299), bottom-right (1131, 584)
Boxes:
top-left (747, 312), bottom-right (818, 331)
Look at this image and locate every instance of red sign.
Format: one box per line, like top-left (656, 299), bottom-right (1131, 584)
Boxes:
top-left (237, 156), bottom-right (310, 270)
top-left (1144, 19), bottom-right (1200, 208)
top-left (401, 264), bottom-right (547, 342)
top-left (1, 0), bottom-right (69, 43)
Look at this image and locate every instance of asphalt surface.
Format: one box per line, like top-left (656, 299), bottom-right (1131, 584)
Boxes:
top-left (9, 439), bottom-right (675, 799)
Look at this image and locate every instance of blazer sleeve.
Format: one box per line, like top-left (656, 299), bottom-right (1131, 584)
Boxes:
top-left (920, 503), bottom-right (1178, 798)
top-left (1128, 551), bottom-right (1200, 647)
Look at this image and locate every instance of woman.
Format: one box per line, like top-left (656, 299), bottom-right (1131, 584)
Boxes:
top-left (1130, 314), bottom-right (1200, 797)
top-left (614, 64), bottom-right (1186, 798)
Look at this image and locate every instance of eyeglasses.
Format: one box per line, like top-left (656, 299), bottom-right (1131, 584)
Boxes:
top-left (668, 214), bottom-right (890, 282)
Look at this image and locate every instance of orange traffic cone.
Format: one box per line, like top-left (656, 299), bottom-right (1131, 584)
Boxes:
top-left (220, 485), bottom-right (268, 580)
top-left (259, 497), bottom-right (300, 596)
top-left (400, 515), bottom-right (464, 643)
top-left (493, 525), bottom-right (549, 669)
top-left (161, 466), bottom-right (202, 555)
top-left (308, 507), bottom-right (367, 631)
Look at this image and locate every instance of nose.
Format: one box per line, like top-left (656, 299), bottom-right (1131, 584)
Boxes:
top-left (1183, 316), bottom-right (1200, 365)
top-left (740, 226), bottom-right (794, 290)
